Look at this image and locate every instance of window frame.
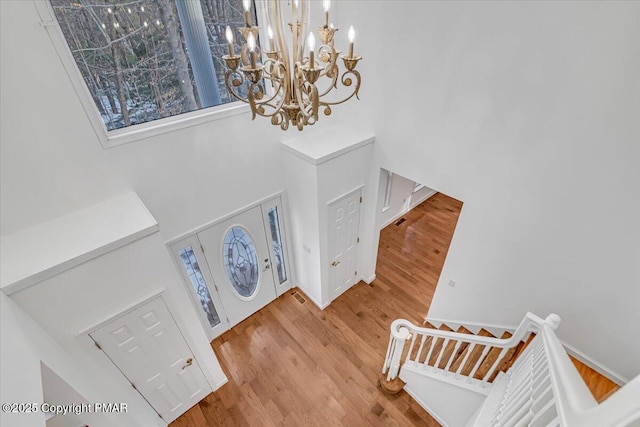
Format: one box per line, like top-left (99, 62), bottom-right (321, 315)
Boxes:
top-left (382, 170), bottom-right (393, 212)
top-left (35, 0), bottom-right (269, 148)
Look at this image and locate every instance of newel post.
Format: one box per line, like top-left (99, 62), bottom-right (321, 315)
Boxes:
top-left (383, 320), bottom-right (410, 381)
top-left (545, 314), bottom-right (562, 330)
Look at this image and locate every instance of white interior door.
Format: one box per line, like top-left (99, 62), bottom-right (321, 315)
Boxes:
top-left (328, 188), bottom-right (362, 301)
top-left (90, 296), bottom-right (210, 423)
top-left (198, 205), bottom-right (277, 327)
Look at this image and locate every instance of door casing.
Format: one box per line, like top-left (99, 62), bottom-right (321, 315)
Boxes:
top-left (87, 294), bottom-right (211, 423)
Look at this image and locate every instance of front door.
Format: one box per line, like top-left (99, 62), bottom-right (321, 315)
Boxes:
top-left (198, 205), bottom-right (277, 327)
top-left (90, 296), bottom-right (210, 423)
top-left (328, 188), bottom-right (362, 301)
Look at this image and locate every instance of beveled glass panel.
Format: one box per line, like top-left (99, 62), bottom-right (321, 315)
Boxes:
top-left (223, 226), bottom-right (259, 298)
top-left (267, 207), bottom-right (287, 284)
top-left (179, 246), bottom-right (220, 328)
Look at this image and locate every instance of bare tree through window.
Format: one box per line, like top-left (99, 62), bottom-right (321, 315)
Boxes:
top-left (51, 0), bottom-right (253, 131)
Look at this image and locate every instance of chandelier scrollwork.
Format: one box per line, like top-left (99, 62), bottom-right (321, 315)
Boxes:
top-left (222, 0), bottom-right (362, 131)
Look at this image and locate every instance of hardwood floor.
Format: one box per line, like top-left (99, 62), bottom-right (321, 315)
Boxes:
top-left (171, 193), bottom-right (462, 426)
top-left (171, 192), bottom-right (618, 426)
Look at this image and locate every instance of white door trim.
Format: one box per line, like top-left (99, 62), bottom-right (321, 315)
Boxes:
top-left (88, 295), bottom-right (212, 423)
top-left (326, 184), bottom-right (365, 207)
top-left (74, 289), bottom-right (166, 337)
top-left (165, 191), bottom-right (285, 246)
top-left (260, 197), bottom-right (294, 297)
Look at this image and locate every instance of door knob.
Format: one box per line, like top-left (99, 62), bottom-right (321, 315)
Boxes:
top-left (331, 261), bottom-right (340, 267)
top-left (181, 358), bottom-right (193, 370)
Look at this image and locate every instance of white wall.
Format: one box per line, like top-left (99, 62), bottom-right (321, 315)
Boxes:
top-left (280, 150), bottom-right (323, 306)
top-left (317, 143), bottom-right (374, 303)
top-left (335, 1), bottom-right (640, 381)
top-left (378, 172), bottom-right (437, 229)
top-left (379, 172), bottom-right (414, 228)
top-left (2, 0), bottom-right (639, 391)
top-left (0, 0), bottom-right (291, 415)
top-left (0, 1), bottom-right (291, 240)
top-left (10, 233), bottom-right (227, 426)
top-left (281, 136), bottom-right (374, 308)
top-left (1, 293), bottom-right (122, 427)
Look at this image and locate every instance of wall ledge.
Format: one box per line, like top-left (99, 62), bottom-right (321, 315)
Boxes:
top-left (0, 192), bottom-right (158, 295)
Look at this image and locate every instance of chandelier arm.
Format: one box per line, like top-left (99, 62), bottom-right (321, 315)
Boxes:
top-left (315, 70), bottom-right (339, 98)
top-left (317, 69), bottom-right (361, 107)
top-left (316, 44), bottom-right (338, 79)
top-left (271, 0), bottom-right (292, 104)
top-left (222, 0), bottom-right (362, 131)
top-left (293, 62), bottom-right (313, 122)
top-left (224, 70), bottom-right (251, 104)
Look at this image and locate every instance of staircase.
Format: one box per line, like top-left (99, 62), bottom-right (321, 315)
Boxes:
top-left (381, 313), bottom-right (640, 427)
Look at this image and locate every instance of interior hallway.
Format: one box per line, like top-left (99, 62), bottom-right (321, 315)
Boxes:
top-left (170, 193), bottom-right (461, 426)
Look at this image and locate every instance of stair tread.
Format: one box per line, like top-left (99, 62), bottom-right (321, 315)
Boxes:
top-left (437, 326), bottom-right (473, 369)
top-left (426, 324), bottom-right (453, 366)
top-left (454, 328), bottom-right (495, 375)
top-left (423, 321), bottom-right (437, 329)
top-left (474, 331), bottom-right (512, 381)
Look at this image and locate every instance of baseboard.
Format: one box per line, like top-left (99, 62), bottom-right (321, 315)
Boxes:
top-left (563, 342), bottom-right (628, 386)
top-left (293, 286), bottom-right (329, 310)
top-left (380, 191), bottom-right (437, 230)
top-left (380, 208), bottom-right (409, 230)
top-left (214, 377), bottom-right (228, 390)
top-left (403, 385), bottom-right (452, 427)
top-left (409, 189), bottom-right (437, 210)
top-left (361, 274), bottom-right (376, 284)
top-left (425, 316), bottom-right (516, 337)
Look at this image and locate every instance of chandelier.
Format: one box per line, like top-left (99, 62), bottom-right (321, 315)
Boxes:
top-left (222, 0), bottom-right (362, 131)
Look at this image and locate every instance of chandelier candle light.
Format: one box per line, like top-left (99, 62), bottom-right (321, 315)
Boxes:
top-left (222, 0), bottom-right (362, 131)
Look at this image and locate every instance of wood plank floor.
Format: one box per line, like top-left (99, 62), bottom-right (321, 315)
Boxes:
top-left (171, 192), bottom-right (618, 426)
top-left (171, 193), bottom-right (462, 426)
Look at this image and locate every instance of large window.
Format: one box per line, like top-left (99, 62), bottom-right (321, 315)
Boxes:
top-left (50, 0), bottom-right (255, 131)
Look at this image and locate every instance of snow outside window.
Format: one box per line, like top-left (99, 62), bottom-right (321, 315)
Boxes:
top-left (50, 0), bottom-right (256, 131)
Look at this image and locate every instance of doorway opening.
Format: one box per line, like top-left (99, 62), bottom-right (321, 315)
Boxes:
top-left (375, 169), bottom-right (463, 321)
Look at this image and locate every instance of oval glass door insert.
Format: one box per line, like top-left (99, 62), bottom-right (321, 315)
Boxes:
top-left (223, 226), bottom-right (259, 299)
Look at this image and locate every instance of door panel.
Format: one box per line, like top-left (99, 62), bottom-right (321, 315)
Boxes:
top-left (328, 189), bottom-right (361, 301)
top-left (198, 205), bottom-right (277, 327)
top-left (90, 297), bottom-right (210, 423)
top-left (171, 237), bottom-right (229, 341)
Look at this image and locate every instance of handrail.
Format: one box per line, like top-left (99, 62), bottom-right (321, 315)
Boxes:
top-left (382, 311), bottom-right (639, 427)
top-left (541, 323), bottom-right (598, 425)
top-left (383, 312), bottom-right (551, 383)
top-left (389, 311), bottom-right (550, 350)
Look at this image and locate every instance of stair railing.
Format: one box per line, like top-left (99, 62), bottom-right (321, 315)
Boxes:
top-left (382, 312), bottom-right (552, 387)
top-left (383, 312), bottom-right (640, 426)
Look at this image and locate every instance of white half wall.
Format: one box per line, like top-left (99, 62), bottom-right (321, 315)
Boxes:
top-left (335, 1), bottom-right (640, 381)
top-left (401, 365), bottom-right (485, 427)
